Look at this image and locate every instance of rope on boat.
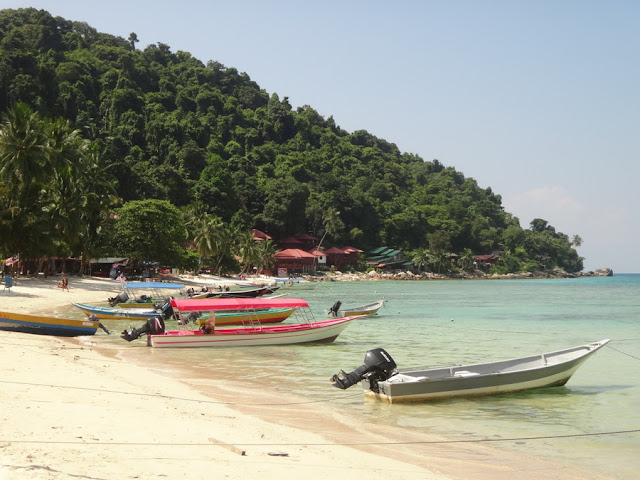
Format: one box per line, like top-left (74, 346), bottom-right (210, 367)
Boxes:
top-left (605, 343), bottom-right (640, 361)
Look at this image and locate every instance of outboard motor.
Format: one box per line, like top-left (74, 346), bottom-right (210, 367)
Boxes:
top-left (108, 291), bottom-right (129, 307)
top-left (328, 300), bottom-right (342, 317)
top-left (153, 298), bottom-right (175, 318)
top-left (121, 316), bottom-right (165, 342)
top-left (331, 348), bottom-right (397, 391)
top-left (88, 314), bottom-right (111, 335)
top-left (176, 311), bottom-right (200, 325)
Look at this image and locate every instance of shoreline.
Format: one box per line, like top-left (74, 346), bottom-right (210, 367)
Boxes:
top-left (0, 277), bottom-right (613, 479)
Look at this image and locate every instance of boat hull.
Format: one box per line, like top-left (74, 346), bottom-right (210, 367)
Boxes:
top-left (362, 340), bottom-right (610, 403)
top-left (332, 300), bottom-right (385, 317)
top-left (75, 303), bottom-right (295, 325)
top-left (0, 311), bottom-right (100, 336)
top-left (74, 303), bottom-right (160, 320)
top-left (147, 316), bottom-right (359, 348)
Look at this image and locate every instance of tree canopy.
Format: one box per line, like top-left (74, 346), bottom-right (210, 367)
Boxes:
top-left (0, 8), bottom-right (584, 274)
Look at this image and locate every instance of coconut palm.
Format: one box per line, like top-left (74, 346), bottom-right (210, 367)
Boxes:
top-left (255, 238), bottom-right (276, 275)
top-left (235, 229), bottom-right (259, 275)
top-left (192, 214), bottom-right (227, 273)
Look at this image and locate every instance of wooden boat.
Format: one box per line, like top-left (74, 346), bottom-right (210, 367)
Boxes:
top-left (121, 297), bottom-right (362, 348)
top-left (0, 310), bottom-right (109, 337)
top-left (74, 303), bottom-right (165, 320)
top-left (190, 284), bottom-right (279, 299)
top-left (75, 302), bottom-right (296, 326)
top-left (327, 299), bottom-right (386, 317)
top-left (331, 339), bottom-right (610, 403)
top-left (110, 281), bottom-right (185, 308)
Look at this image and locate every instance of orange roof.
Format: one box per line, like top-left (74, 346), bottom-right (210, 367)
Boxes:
top-left (252, 229), bottom-right (272, 240)
top-left (274, 248), bottom-right (317, 259)
top-left (324, 247), bottom-right (346, 254)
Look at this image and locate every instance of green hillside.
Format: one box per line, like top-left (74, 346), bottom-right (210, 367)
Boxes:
top-left (0, 8), bottom-right (583, 274)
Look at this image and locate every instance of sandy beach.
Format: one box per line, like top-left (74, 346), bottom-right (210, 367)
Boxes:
top-left (0, 275), bottom-right (613, 480)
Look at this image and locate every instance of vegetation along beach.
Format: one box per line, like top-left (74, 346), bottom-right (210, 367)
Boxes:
top-left (0, 6), bottom-right (638, 480)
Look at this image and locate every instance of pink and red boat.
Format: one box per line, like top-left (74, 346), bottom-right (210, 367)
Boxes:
top-left (121, 297), bottom-right (361, 348)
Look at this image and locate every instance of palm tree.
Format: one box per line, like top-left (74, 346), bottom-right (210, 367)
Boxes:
top-left (235, 229), bottom-right (259, 275)
top-left (0, 104), bottom-right (48, 257)
top-left (0, 103), bottom-right (48, 199)
top-left (317, 207), bottom-right (341, 251)
top-left (571, 235), bottom-right (583, 247)
top-left (457, 248), bottom-right (475, 271)
top-left (255, 239), bottom-right (276, 275)
top-left (192, 214), bottom-right (226, 273)
top-left (429, 250), bottom-right (450, 274)
top-left (411, 248), bottom-right (431, 273)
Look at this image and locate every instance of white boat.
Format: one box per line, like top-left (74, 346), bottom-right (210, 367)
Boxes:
top-left (331, 339), bottom-right (610, 403)
top-left (122, 297), bottom-right (362, 348)
top-left (109, 281), bottom-right (185, 308)
top-left (327, 299), bottom-right (386, 317)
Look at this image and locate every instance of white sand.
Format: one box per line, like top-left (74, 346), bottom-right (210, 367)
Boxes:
top-left (0, 276), bottom-right (611, 480)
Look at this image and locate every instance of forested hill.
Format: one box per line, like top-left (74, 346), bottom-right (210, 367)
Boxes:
top-left (0, 8), bottom-right (584, 273)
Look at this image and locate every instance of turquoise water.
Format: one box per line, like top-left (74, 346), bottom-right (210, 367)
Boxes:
top-left (84, 275), bottom-right (640, 479)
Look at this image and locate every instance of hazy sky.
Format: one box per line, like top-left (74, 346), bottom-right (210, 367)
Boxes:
top-left (8, 1), bottom-right (640, 272)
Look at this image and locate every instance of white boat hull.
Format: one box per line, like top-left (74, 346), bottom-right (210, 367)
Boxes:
top-left (361, 339), bottom-right (610, 403)
top-left (147, 316), bottom-right (359, 348)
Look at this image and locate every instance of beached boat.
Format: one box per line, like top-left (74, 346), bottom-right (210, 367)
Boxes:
top-left (121, 297), bottom-right (361, 348)
top-left (75, 301), bottom-right (296, 326)
top-left (327, 299), bottom-right (386, 317)
top-left (331, 339), bottom-right (610, 403)
top-left (110, 281), bottom-right (185, 308)
top-left (0, 310), bottom-right (109, 337)
top-left (74, 303), bottom-right (168, 320)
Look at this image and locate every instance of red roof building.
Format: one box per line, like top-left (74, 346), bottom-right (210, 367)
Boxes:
top-left (276, 236), bottom-right (304, 250)
top-left (252, 229), bottom-right (272, 241)
top-left (295, 233), bottom-right (319, 250)
top-left (274, 248), bottom-right (317, 275)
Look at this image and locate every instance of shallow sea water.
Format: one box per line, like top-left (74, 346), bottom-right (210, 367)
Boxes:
top-left (77, 275), bottom-right (640, 479)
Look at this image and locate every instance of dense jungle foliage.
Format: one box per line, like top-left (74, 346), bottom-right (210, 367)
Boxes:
top-left (0, 8), bottom-right (584, 274)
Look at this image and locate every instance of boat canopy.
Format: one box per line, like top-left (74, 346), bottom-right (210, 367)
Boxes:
top-left (124, 282), bottom-right (184, 289)
top-left (171, 297), bottom-right (309, 311)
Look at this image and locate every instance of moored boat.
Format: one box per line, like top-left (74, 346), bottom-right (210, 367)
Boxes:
top-left (110, 281), bottom-right (185, 308)
top-left (331, 339), bottom-right (611, 403)
top-left (75, 301), bottom-right (296, 326)
top-left (74, 302), bottom-right (168, 320)
top-left (0, 310), bottom-right (109, 337)
top-left (121, 297), bottom-right (361, 348)
top-left (327, 299), bottom-right (386, 317)
top-left (190, 284), bottom-right (279, 299)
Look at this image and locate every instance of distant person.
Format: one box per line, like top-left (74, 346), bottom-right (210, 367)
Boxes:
top-left (58, 274), bottom-right (69, 292)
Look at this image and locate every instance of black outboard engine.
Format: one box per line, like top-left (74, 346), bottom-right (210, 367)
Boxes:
top-left (328, 300), bottom-right (342, 317)
top-left (108, 291), bottom-right (129, 307)
top-left (121, 316), bottom-right (165, 342)
top-left (176, 311), bottom-right (200, 325)
top-left (331, 348), bottom-right (397, 391)
top-left (153, 298), bottom-right (174, 318)
top-left (88, 314), bottom-right (111, 335)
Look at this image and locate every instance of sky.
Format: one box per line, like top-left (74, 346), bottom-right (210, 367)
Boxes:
top-left (7, 1), bottom-right (640, 272)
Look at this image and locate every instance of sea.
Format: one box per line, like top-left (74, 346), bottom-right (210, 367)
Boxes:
top-left (71, 274), bottom-right (640, 479)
